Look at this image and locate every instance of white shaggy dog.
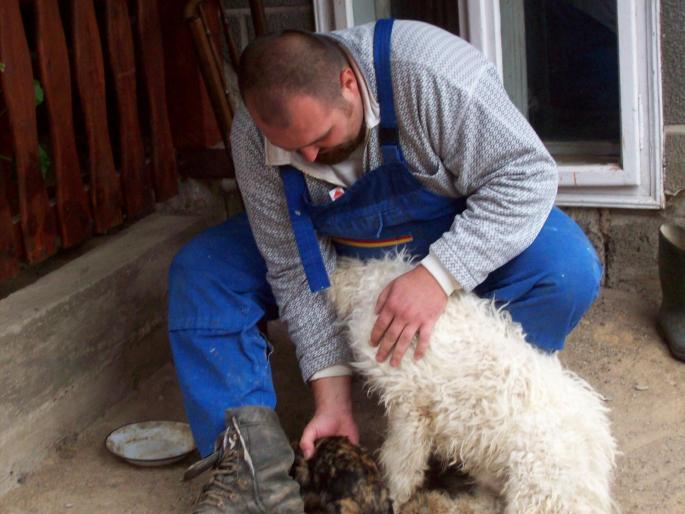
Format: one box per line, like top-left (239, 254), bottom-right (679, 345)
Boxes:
top-left (328, 255), bottom-right (617, 514)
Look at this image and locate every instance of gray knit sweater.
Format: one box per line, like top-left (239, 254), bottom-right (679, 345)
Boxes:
top-left (230, 20), bottom-right (558, 381)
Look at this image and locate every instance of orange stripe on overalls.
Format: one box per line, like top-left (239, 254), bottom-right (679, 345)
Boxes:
top-left (332, 235), bottom-right (414, 248)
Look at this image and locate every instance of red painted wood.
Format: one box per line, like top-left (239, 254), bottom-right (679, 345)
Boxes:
top-left (0, 95), bottom-right (13, 165)
top-left (105, 0), bottom-right (154, 219)
top-left (71, 0), bottom-right (123, 233)
top-left (35, 0), bottom-right (93, 248)
top-left (159, 0), bottom-right (222, 150)
top-left (0, 164), bottom-right (21, 281)
top-left (136, 0), bottom-right (178, 201)
top-left (0, 0), bottom-right (58, 263)
top-left (178, 148), bottom-right (234, 179)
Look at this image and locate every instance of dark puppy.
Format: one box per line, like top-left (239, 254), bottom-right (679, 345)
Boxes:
top-left (291, 436), bottom-right (394, 514)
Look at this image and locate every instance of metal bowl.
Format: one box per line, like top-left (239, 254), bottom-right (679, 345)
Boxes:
top-left (105, 421), bottom-right (195, 467)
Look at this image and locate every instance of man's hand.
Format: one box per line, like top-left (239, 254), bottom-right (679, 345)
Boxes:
top-left (370, 264), bottom-right (447, 367)
top-left (300, 375), bottom-right (358, 459)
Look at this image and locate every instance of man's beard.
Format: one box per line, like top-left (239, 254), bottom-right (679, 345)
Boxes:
top-left (315, 122), bottom-right (365, 165)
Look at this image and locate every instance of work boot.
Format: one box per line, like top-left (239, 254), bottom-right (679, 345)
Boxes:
top-left (184, 406), bottom-right (304, 514)
top-left (657, 223), bottom-right (685, 362)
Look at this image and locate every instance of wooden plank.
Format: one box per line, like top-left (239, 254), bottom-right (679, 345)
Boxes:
top-left (0, 0), bottom-right (58, 263)
top-left (35, 0), bottom-right (93, 248)
top-left (105, 0), bottom-right (154, 219)
top-left (71, 0), bottom-right (123, 233)
top-left (249, 0), bottom-right (268, 37)
top-left (0, 117), bottom-right (27, 263)
top-left (159, 0), bottom-right (223, 150)
top-left (136, 0), bottom-right (178, 202)
top-left (178, 148), bottom-right (234, 179)
top-left (188, 2), bottom-right (234, 152)
top-left (0, 164), bottom-right (21, 281)
top-left (218, 2), bottom-right (240, 71)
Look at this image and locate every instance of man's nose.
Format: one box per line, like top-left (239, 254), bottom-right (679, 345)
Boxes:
top-left (299, 145), bottom-right (319, 162)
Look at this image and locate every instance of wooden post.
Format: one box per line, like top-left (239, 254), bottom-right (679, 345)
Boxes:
top-left (0, 164), bottom-right (21, 281)
top-left (71, 0), bottom-right (123, 233)
top-left (35, 0), bottom-right (93, 248)
top-left (185, 0), bottom-right (234, 154)
top-left (249, 0), bottom-right (269, 36)
top-left (105, 0), bottom-right (155, 219)
top-left (158, 0), bottom-right (223, 150)
top-left (0, 0), bottom-right (58, 263)
top-left (136, 0), bottom-right (179, 202)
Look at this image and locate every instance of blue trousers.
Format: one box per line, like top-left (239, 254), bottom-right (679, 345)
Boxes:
top-left (168, 208), bottom-right (601, 456)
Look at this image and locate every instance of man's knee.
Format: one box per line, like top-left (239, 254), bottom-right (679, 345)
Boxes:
top-left (168, 218), bottom-right (252, 291)
top-left (170, 223), bottom-right (227, 275)
top-left (543, 251), bottom-right (602, 322)
top-left (169, 244), bottom-right (192, 287)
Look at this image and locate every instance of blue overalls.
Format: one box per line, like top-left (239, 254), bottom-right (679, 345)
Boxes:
top-left (168, 19), bottom-right (602, 457)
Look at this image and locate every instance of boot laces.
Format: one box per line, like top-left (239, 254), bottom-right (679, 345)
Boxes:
top-left (192, 418), bottom-right (257, 511)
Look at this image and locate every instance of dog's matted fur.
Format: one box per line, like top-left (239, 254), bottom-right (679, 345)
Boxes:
top-left (328, 255), bottom-right (617, 514)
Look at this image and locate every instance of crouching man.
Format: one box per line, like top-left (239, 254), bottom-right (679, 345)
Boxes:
top-left (168, 18), bottom-right (602, 514)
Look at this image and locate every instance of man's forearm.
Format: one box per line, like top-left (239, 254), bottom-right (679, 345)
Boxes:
top-left (310, 374), bottom-right (353, 413)
top-left (301, 374), bottom-right (358, 457)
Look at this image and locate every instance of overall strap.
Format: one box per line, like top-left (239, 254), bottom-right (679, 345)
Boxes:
top-left (373, 18), bottom-right (402, 164)
top-left (280, 165), bottom-right (331, 292)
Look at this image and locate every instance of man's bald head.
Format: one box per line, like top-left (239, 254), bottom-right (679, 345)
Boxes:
top-left (238, 30), bottom-right (350, 128)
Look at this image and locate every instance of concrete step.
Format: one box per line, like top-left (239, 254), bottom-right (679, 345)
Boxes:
top-left (0, 213), bottom-right (207, 497)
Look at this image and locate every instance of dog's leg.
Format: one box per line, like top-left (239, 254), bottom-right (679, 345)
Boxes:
top-left (380, 406), bottom-right (433, 510)
top-left (501, 460), bottom-right (568, 514)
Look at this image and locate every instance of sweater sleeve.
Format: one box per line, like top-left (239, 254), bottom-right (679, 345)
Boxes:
top-left (428, 64), bottom-right (559, 291)
top-left (230, 104), bottom-right (352, 381)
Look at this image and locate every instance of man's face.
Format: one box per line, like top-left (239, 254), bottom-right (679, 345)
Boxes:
top-left (247, 68), bottom-right (365, 165)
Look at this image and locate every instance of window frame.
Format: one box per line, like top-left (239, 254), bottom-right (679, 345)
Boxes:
top-left (314, 0), bottom-right (664, 209)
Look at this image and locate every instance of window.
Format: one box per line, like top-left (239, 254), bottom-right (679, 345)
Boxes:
top-left (314, 0), bottom-right (663, 208)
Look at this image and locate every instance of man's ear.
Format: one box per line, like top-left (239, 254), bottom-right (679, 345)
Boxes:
top-left (339, 67), bottom-right (359, 98)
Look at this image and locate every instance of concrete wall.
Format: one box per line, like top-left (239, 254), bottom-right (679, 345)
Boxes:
top-left (661, 0), bottom-right (685, 219)
top-left (222, 0), bottom-right (316, 48)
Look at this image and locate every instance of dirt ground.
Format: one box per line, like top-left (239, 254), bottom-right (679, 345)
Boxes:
top-left (1, 286), bottom-right (684, 514)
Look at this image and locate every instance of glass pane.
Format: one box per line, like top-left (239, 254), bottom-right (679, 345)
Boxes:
top-left (501, 0), bottom-right (620, 148)
top-left (353, 0), bottom-right (377, 25)
top-left (388, 0), bottom-right (460, 36)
